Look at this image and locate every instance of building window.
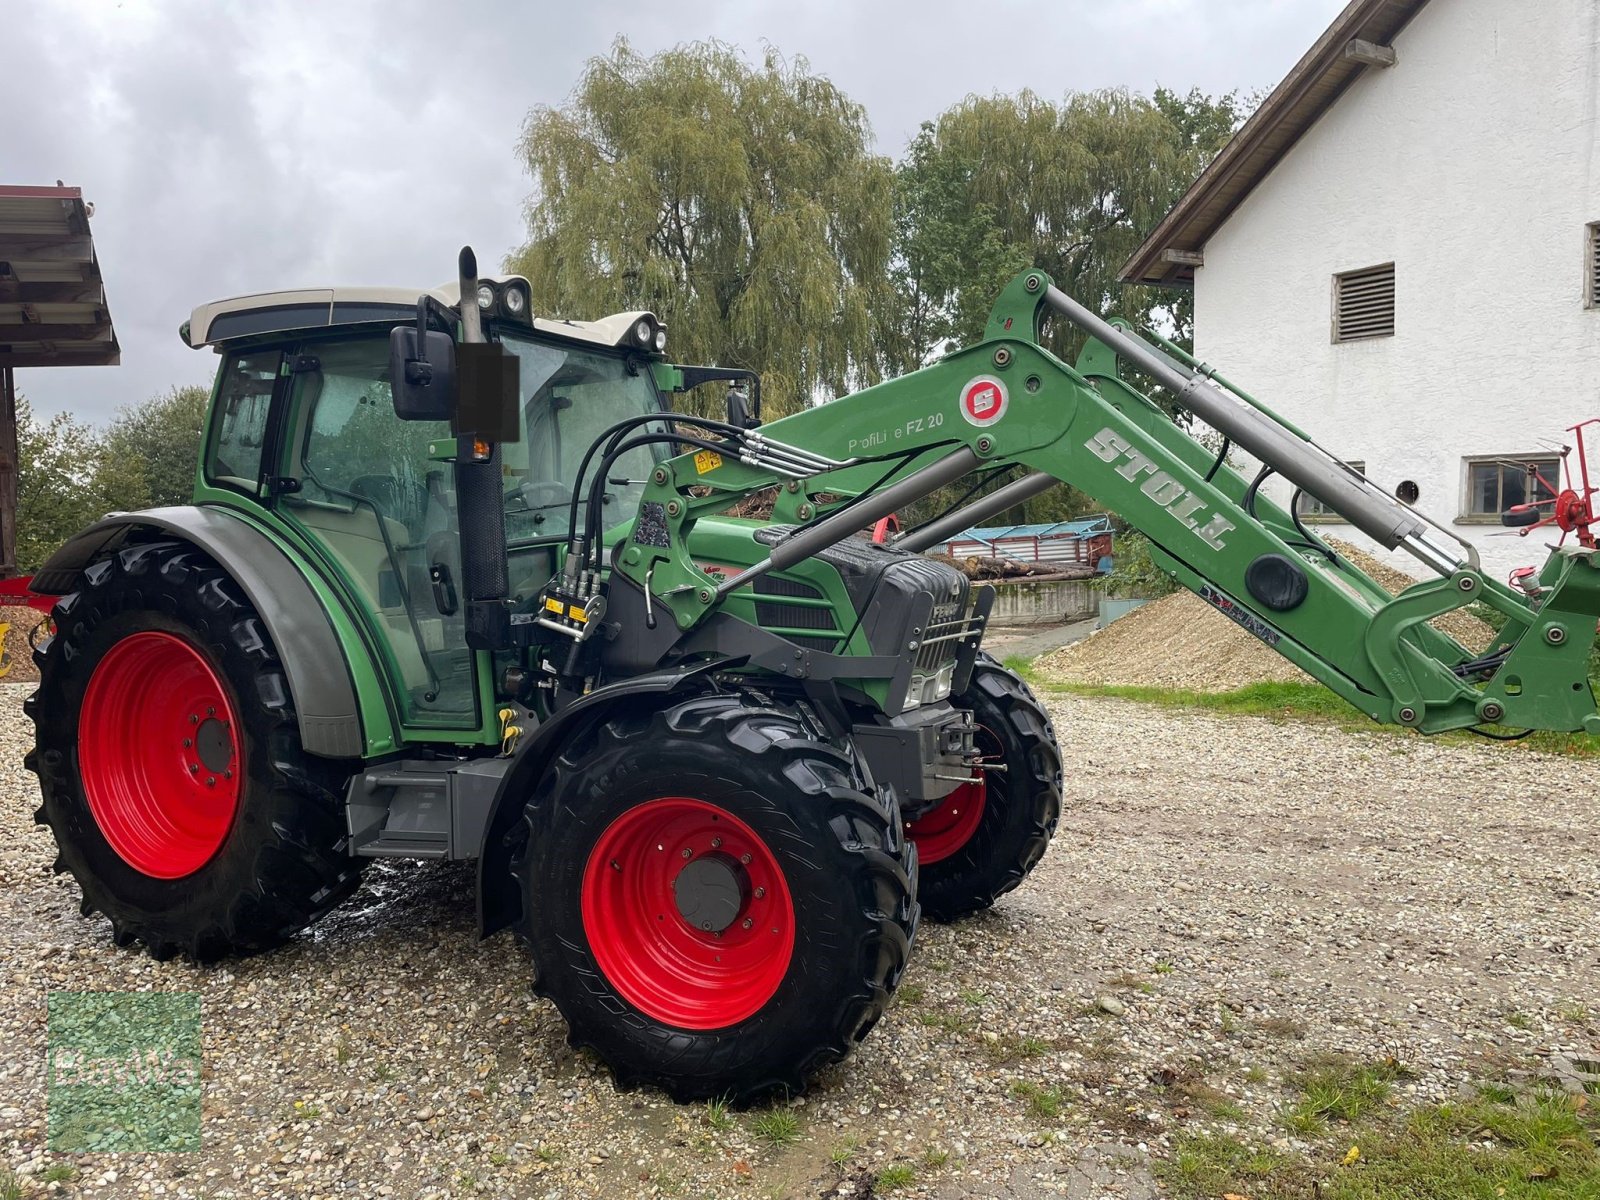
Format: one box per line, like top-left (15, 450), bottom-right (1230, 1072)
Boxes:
top-left (1586, 222), bottom-right (1600, 308)
top-left (1462, 455), bottom-right (1561, 521)
top-left (1332, 262), bottom-right (1395, 342)
top-left (1300, 461), bottom-right (1365, 520)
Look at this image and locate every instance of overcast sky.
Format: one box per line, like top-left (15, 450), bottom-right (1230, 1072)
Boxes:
top-left (3, 0), bottom-right (1344, 424)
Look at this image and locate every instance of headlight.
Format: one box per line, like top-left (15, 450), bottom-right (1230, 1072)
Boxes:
top-left (502, 283), bottom-right (529, 317)
top-left (653, 327), bottom-right (668, 352)
top-left (634, 318), bottom-right (653, 345)
top-left (476, 283), bottom-right (495, 311)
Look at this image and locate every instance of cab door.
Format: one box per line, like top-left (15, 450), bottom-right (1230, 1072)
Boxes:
top-left (274, 334), bottom-right (480, 730)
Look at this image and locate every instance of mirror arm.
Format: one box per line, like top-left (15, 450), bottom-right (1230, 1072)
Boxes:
top-left (407, 295), bottom-right (459, 386)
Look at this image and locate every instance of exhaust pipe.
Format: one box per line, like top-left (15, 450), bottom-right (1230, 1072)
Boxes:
top-left (454, 247), bottom-right (512, 650)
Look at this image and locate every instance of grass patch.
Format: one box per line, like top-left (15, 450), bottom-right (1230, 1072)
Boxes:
top-left (894, 983), bottom-right (925, 1007)
top-left (1046, 679), bottom-right (1363, 721)
top-left (1033, 677), bottom-right (1600, 759)
top-left (1257, 1016), bottom-right (1309, 1040)
top-left (41, 1165), bottom-right (79, 1184)
top-left (1284, 1058), bottom-right (1405, 1134)
top-left (828, 1137), bottom-right (857, 1165)
top-left (750, 1108), bottom-right (801, 1148)
top-left (1164, 1088), bottom-right (1600, 1199)
top-left (983, 1032), bottom-right (1052, 1064)
top-left (704, 1097), bottom-right (732, 1131)
top-left (1010, 1080), bottom-right (1067, 1120)
top-left (874, 1163), bottom-right (916, 1191)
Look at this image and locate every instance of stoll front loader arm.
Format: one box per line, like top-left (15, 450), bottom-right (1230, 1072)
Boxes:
top-left (615, 268), bottom-right (1600, 737)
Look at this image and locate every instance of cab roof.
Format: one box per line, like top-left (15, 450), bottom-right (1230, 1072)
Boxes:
top-left (183, 275), bottom-right (659, 352)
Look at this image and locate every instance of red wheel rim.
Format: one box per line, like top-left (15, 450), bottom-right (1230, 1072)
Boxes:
top-left (78, 631), bottom-right (242, 879)
top-left (580, 797), bottom-right (796, 1029)
top-left (905, 774), bottom-right (986, 864)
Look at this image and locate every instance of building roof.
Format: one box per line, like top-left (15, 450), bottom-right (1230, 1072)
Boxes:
top-left (0, 184), bottom-right (119, 368)
top-left (940, 516), bottom-right (1114, 547)
top-left (1119, 0), bottom-right (1431, 288)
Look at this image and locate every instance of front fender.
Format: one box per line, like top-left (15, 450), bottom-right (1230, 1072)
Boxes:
top-left (475, 657), bottom-right (738, 937)
top-left (31, 506), bottom-right (365, 759)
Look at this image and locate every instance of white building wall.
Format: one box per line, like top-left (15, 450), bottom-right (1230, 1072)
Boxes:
top-left (1193, 0), bottom-right (1600, 583)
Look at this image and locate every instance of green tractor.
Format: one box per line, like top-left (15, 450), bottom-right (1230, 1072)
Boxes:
top-left (28, 247), bottom-right (1600, 1102)
top-left (25, 250), bottom-right (1058, 1102)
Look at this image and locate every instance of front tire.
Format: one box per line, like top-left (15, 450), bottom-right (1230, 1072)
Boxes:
top-left (513, 690), bottom-right (918, 1103)
top-left (25, 541), bottom-right (364, 961)
top-left (908, 658), bottom-right (1062, 921)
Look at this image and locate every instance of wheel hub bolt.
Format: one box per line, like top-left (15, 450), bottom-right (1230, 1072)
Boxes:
top-left (223, 770), bottom-right (232, 780)
top-left (206, 777), bottom-right (216, 787)
top-left (710, 837), bottom-right (722, 849)
top-left (754, 887), bottom-right (765, 899)
top-left (207, 706), bottom-right (215, 716)
top-left (182, 738), bottom-right (192, 748)
top-left (189, 764), bottom-right (198, 774)
top-left (189, 714), bottom-right (199, 725)
top-left (742, 918), bottom-right (753, 929)
top-left (681, 848), bottom-right (693, 859)
top-left (740, 853), bottom-right (751, 865)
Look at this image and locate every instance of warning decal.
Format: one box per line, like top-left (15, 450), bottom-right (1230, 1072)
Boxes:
top-left (959, 375), bottom-right (1009, 427)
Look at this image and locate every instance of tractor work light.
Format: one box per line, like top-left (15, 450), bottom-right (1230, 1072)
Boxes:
top-left (653, 327), bottom-right (668, 352)
top-left (476, 283), bottom-right (495, 311)
top-left (634, 318), bottom-right (653, 346)
top-left (502, 283), bottom-right (529, 317)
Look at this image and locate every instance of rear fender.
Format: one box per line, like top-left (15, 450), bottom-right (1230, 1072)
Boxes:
top-left (31, 506), bottom-right (368, 759)
top-left (475, 657), bottom-right (738, 937)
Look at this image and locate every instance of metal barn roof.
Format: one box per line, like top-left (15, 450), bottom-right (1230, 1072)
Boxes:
top-left (941, 516), bottom-right (1114, 548)
top-left (0, 184), bottom-right (118, 368)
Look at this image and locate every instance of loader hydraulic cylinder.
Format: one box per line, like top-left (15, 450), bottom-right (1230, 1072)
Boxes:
top-left (1042, 285), bottom-right (1430, 554)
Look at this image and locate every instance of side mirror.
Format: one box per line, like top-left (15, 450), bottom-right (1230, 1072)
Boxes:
top-left (725, 383), bottom-right (755, 430)
top-left (389, 325), bottom-right (457, 421)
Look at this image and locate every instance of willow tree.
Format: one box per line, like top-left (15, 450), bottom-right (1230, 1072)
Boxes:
top-left (892, 86), bottom-right (1247, 366)
top-left (509, 40), bottom-right (898, 419)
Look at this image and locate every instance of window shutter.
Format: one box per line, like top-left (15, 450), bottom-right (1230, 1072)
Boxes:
top-left (1587, 223), bottom-right (1600, 308)
top-left (1333, 263), bottom-right (1395, 343)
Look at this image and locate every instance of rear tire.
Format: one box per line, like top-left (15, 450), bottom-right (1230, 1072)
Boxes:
top-left (909, 657), bottom-right (1062, 921)
top-left (513, 690), bottom-right (917, 1104)
top-left (25, 541), bottom-right (364, 961)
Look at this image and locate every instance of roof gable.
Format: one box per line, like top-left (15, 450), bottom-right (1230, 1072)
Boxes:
top-left (1120, 0), bottom-right (1431, 288)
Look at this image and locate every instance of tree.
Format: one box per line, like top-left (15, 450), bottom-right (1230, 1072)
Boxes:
top-left (15, 400), bottom-right (117, 573)
top-left (509, 40), bottom-right (898, 419)
top-left (891, 87), bottom-right (1248, 366)
top-left (100, 385), bottom-right (208, 509)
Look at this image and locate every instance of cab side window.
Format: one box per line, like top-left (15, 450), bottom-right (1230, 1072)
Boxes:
top-left (204, 349), bottom-right (283, 495)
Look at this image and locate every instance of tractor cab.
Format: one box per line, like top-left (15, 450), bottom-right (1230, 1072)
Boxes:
top-left (182, 273), bottom-right (679, 733)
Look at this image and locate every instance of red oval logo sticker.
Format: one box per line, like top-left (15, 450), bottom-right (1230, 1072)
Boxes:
top-left (959, 375), bottom-right (1008, 427)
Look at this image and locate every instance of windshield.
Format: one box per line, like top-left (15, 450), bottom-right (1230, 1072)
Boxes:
top-left (498, 333), bottom-right (668, 543)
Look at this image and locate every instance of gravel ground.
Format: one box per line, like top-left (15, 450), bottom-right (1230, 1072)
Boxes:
top-left (3, 681), bottom-right (1598, 1199)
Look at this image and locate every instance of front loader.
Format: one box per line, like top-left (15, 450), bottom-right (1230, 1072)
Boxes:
top-left (25, 248), bottom-right (1600, 1103)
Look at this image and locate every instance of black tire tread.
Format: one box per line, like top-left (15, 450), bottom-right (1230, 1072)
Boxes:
top-left (917, 656), bottom-right (1062, 921)
top-left (512, 690), bottom-right (917, 1104)
top-left (24, 540), bottom-right (363, 962)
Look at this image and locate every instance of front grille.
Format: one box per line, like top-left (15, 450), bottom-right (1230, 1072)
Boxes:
top-left (915, 594), bottom-right (983, 674)
top-left (754, 573), bottom-right (839, 647)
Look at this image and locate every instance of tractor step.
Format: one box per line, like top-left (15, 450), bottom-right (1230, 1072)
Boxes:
top-left (345, 758), bottom-right (508, 861)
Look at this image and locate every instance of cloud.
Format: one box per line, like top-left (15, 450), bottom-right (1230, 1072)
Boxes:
top-left (1, 0), bottom-right (1342, 424)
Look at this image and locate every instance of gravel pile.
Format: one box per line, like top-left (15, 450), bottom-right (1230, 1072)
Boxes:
top-left (3, 683), bottom-right (1597, 1199)
top-left (1038, 541), bottom-right (1495, 693)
